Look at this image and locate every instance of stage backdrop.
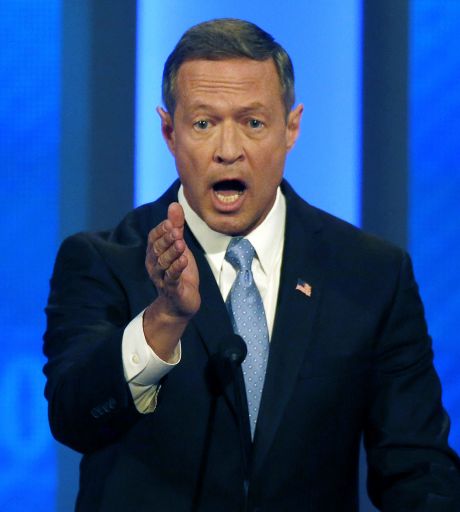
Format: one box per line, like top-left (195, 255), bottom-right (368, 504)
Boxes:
top-left (0, 1), bottom-right (459, 511)
top-left (135, 0), bottom-right (362, 226)
top-left (409, 1), bottom-right (460, 451)
top-left (0, 1), bottom-right (59, 510)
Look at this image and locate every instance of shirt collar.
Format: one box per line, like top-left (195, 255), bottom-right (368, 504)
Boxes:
top-left (178, 185), bottom-right (286, 277)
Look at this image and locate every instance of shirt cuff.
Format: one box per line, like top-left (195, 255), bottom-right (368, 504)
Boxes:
top-left (122, 309), bottom-right (181, 386)
top-left (129, 382), bottom-right (161, 414)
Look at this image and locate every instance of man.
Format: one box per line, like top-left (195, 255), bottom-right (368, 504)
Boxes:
top-left (44, 18), bottom-right (460, 511)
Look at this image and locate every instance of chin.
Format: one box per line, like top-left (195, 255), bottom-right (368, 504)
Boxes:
top-left (206, 216), bottom-right (251, 237)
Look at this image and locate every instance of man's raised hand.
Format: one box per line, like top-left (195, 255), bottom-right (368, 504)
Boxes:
top-left (143, 202), bottom-right (200, 360)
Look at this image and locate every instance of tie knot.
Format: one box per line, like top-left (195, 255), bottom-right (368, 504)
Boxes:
top-left (225, 237), bottom-right (255, 271)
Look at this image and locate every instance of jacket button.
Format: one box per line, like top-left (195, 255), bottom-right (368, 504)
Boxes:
top-left (90, 407), bottom-right (101, 418)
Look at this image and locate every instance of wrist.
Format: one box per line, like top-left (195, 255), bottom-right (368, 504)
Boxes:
top-left (142, 299), bottom-right (189, 361)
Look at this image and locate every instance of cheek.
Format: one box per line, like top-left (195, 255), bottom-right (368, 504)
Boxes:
top-left (257, 147), bottom-right (286, 180)
top-left (174, 147), bottom-right (199, 178)
top-left (254, 133), bottom-right (287, 163)
top-left (177, 140), bottom-right (211, 172)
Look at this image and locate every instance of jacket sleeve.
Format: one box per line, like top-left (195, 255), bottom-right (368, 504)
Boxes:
top-left (43, 233), bottom-right (141, 454)
top-left (364, 251), bottom-right (460, 511)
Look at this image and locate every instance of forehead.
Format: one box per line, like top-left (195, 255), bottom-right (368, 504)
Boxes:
top-left (174, 58), bottom-right (283, 107)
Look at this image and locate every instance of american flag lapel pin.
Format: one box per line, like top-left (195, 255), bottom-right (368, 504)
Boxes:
top-left (296, 278), bottom-right (312, 297)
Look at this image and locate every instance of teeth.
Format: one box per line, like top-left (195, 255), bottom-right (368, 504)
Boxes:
top-left (215, 192), bottom-right (243, 203)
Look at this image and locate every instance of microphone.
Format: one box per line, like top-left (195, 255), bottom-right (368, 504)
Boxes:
top-left (219, 334), bottom-right (247, 367)
top-left (207, 334), bottom-right (247, 394)
top-left (218, 335), bottom-right (251, 511)
top-left (192, 335), bottom-right (248, 512)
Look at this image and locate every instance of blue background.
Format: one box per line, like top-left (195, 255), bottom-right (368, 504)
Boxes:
top-left (135, 0), bottom-right (362, 224)
top-left (409, 1), bottom-right (460, 451)
top-left (0, 1), bottom-right (458, 510)
top-left (0, 1), bottom-right (59, 510)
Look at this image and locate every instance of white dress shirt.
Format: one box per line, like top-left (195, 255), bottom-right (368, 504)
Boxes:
top-left (122, 186), bottom-right (286, 412)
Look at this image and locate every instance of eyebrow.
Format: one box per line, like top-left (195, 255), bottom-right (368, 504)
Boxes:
top-left (237, 102), bottom-right (269, 115)
top-left (187, 102), bottom-right (270, 115)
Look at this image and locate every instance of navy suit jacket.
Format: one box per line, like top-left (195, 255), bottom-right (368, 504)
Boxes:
top-left (44, 180), bottom-right (460, 511)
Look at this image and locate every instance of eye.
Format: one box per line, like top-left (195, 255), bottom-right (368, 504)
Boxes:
top-left (193, 119), bottom-right (209, 130)
top-left (248, 118), bottom-right (264, 129)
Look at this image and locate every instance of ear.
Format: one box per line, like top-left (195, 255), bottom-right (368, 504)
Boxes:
top-left (285, 103), bottom-right (303, 151)
top-left (156, 106), bottom-right (176, 155)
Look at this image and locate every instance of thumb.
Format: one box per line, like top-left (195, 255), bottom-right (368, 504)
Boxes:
top-left (168, 202), bottom-right (185, 230)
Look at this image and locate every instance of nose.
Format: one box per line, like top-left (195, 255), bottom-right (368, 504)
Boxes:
top-left (213, 121), bottom-right (244, 165)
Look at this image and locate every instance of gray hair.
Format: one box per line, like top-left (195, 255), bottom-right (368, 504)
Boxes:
top-left (162, 18), bottom-right (295, 117)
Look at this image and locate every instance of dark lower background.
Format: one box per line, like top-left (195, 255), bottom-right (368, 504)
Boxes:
top-left (0, 1), bottom-right (458, 510)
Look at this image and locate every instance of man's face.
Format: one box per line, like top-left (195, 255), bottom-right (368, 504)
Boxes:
top-left (159, 58), bottom-right (303, 236)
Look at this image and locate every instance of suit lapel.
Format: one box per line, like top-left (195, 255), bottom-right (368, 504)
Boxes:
top-left (252, 187), bottom-right (325, 475)
top-left (143, 180), bottom-right (325, 469)
top-left (185, 227), bottom-right (248, 423)
top-left (185, 225), bottom-right (234, 355)
top-left (143, 182), bottom-right (249, 426)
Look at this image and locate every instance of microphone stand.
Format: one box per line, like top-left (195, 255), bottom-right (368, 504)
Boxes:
top-left (232, 366), bottom-right (250, 512)
top-left (191, 335), bottom-right (247, 512)
top-left (191, 391), bottom-right (218, 512)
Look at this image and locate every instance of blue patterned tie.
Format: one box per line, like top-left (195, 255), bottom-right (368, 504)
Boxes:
top-left (225, 237), bottom-right (269, 437)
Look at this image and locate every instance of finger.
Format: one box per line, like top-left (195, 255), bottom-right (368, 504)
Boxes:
top-left (147, 202), bottom-right (185, 251)
top-left (150, 227), bottom-right (178, 258)
top-left (167, 202), bottom-right (185, 230)
top-left (148, 221), bottom-right (172, 251)
top-left (164, 253), bottom-right (188, 281)
top-left (156, 239), bottom-right (186, 271)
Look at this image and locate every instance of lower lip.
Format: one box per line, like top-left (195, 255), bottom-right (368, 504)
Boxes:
top-left (211, 189), bottom-right (246, 212)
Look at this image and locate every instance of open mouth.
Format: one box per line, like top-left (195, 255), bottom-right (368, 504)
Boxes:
top-left (212, 179), bottom-right (246, 204)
